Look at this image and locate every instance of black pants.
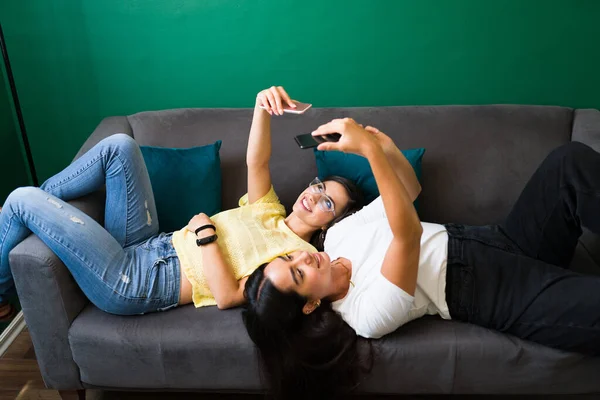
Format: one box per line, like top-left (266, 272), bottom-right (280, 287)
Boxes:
top-left (445, 141), bottom-right (600, 356)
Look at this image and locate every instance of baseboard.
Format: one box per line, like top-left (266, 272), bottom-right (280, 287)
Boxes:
top-left (0, 311), bottom-right (25, 357)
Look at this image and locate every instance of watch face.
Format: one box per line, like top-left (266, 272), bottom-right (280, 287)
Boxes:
top-left (196, 234), bottom-right (218, 246)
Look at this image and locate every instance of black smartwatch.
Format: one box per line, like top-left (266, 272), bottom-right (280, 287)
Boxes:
top-left (196, 234), bottom-right (218, 246)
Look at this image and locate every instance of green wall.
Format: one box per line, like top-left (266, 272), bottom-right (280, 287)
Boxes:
top-left (0, 0), bottom-right (599, 182)
top-left (0, 60), bottom-right (30, 203)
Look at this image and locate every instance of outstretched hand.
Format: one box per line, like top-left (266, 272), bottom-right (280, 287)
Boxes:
top-left (311, 118), bottom-right (379, 157)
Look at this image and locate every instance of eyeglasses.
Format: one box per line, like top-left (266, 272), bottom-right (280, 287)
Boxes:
top-left (308, 178), bottom-right (336, 216)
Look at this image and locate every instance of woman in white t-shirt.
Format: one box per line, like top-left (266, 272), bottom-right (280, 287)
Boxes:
top-left (242, 118), bottom-right (600, 399)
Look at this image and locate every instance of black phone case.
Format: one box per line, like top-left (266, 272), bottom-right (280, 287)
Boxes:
top-left (294, 133), bottom-right (341, 149)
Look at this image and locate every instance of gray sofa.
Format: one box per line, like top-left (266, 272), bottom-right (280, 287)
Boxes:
top-left (10, 105), bottom-right (600, 398)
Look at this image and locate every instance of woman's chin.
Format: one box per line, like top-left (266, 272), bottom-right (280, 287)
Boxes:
top-left (292, 202), bottom-right (309, 216)
top-left (334, 257), bottom-right (351, 271)
top-left (321, 252), bottom-right (333, 270)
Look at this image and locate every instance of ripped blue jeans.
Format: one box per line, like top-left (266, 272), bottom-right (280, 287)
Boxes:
top-left (0, 134), bottom-right (180, 314)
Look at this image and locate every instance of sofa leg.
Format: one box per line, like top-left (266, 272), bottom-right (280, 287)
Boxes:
top-left (59, 389), bottom-right (85, 400)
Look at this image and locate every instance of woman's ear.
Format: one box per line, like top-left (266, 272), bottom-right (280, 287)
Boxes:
top-left (302, 299), bottom-right (321, 315)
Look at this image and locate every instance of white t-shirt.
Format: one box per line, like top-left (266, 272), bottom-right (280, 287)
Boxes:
top-left (325, 197), bottom-right (451, 339)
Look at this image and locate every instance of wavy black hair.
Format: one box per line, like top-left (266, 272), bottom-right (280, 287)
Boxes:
top-left (242, 264), bottom-right (373, 400)
top-left (309, 176), bottom-right (365, 251)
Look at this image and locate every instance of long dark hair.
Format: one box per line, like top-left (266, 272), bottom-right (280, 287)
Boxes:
top-left (310, 176), bottom-right (365, 251)
top-left (242, 264), bottom-right (372, 400)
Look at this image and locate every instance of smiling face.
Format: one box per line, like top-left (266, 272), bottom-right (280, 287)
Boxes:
top-left (263, 250), bottom-right (335, 301)
top-left (291, 179), bottom-right (351, 229)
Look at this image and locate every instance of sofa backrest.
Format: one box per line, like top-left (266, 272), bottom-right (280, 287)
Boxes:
top-left (127, 105), bottom-right (573, 225)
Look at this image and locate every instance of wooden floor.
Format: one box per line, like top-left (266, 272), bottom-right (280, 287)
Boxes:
top-left (1, 328), bottom-right (58, 400)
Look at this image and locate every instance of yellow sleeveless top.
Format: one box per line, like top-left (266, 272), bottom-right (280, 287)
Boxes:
top-left (172, 186), bottom-right (317, 307)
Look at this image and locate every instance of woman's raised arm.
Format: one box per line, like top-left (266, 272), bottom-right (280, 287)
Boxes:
top-left (312, 118), bottom-right (422, 295)
top-left (246, 86), bottom-right (296, 204)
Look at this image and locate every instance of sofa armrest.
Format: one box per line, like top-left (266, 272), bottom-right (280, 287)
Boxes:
top-left (74, 116), bottom-right (132, 161)
top-left (571, 108), bottom-right (600, 273)
top-left (572, 108), bottom-right (600, 152)
top-left (10, 240), bottom-right (86, 390)
top-left (9, 191), bottom-right (105, 390)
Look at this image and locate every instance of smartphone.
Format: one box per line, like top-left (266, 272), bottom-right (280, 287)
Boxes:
top-left (260, 100), bottom-right (312, 114)
top-left (294, 133), bottom-right (341, 149)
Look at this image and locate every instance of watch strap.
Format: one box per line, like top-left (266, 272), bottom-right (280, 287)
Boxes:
top-left (195, 224), bottom-right (216, 236)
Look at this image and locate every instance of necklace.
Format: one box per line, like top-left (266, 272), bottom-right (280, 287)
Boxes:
top-left (334, 258), bottom-right (355, 288)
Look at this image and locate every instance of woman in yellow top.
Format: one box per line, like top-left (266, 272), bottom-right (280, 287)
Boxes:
top-left (0, 86), bottom-right (363, 318)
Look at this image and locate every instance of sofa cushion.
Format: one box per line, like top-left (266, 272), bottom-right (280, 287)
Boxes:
top-left (69, 305), bottom-right (262, 390)
top-left (69, 305), bottom-right (600, 393)
top-left (127, 105), bottom-right (573, 226)
top-left (140, 141), bottom-right (222, 233)
top-left (314, 147), bottom-right (425, 205)
top-left (365, 316), bottom-right (600, 394)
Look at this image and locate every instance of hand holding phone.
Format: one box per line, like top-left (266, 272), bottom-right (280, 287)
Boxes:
top-left (256, 86), bottom-right (311, 116)
top-left (311, 118), bottom-right (378, 156)
top-left (260, 100), bottom-right (312, 114)
top-left (294, 133), bottom-right (341, 149)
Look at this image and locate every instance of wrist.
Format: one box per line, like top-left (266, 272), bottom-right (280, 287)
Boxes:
top-left (196, 233), bottom-right (218, 247)
top-left (364, 141), bottom-right (385, 160)
top-left (195, 224), bottom-right (216, 237)
top-left (254, 103), bottom-right (270, 115)
top-left (385, 144), bottom-right (401, 158)
top-left (196, 229), bottom-right (216, 239)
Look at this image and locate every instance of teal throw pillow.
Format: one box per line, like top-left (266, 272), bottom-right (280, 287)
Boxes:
top-left (314, 148), bottom-right (426, 208)
top-left (140, 141), bottom-right (222, 233)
